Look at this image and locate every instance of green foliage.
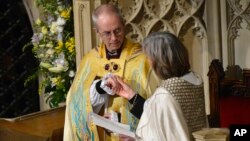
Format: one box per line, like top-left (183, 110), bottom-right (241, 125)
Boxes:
top-left (24, 71), bottom-right (39, 87)
top-left (35, 0), bottom-right (58, 14)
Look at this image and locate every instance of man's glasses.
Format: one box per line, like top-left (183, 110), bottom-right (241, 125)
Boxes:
top-left (99, 28), bottom-right (123, 39)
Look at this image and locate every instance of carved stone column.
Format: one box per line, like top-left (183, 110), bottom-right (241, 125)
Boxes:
top-left (73, 0), bottom-right (97, 67)
top-left (221, 0), bottom-right (250, 69)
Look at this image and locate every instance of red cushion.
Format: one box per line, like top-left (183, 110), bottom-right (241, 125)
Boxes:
top-left (219, 96), bottom-right (250, 127)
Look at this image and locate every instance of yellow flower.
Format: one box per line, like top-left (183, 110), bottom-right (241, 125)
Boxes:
top-left (50, 22), bottom-right (58, 34)
top-left (60, 7), bottom-right (72, 19)
top-left (55, 41), bottom-right (64, 53)
top-left (51, 78), bottom-right (58, 85)
top-left (51, 77), bottom-right (61, 86)
top-left (65, 37), bottom-right (75, 53)
top-left (68, 46), bottom-right (74, 53)
top-left (36, 18), bottom-right (42, 25)
top-left (41, 26), bottom-right (48, 35)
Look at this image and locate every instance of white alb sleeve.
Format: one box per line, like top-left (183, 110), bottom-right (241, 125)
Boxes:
top-left (90, 80), bottom-right (108, 113)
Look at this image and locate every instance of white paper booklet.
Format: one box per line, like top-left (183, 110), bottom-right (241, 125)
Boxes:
top-left (89, 112), bottom-right (135, 138)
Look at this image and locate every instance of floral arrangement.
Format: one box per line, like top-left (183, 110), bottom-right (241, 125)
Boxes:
top-left (24, 0), bottom-right (76, 107)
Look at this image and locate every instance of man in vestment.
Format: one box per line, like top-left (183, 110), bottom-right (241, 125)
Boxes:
top-left (63, 4), bottom-right (159, 141)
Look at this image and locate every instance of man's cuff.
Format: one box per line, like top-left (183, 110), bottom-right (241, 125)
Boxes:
top-left (96, 80), bottom-right (106, 94)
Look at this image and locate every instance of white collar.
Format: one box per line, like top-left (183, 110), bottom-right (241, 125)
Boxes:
top-left (180, 72), bottom-right (203, 85)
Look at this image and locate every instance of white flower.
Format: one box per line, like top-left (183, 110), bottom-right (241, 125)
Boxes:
top-left (46, 42), bottom-right (53, 48)
top-left (47, 15), bottom-right (55, 24)
top-left (69, 70), bottom-right (75, 77)
top-left (31, 33), bottom-right (42, 44)
top-left (55, 53), bottom-right (65, 64)
top-left (49, 53), bottom-right (69, 72)
top-left (49, 91), bottom-right (54, 96)
top-left (58, 6), bottom-right (63, 11)
top-left (57, 17), bottom-right (66, 26)
top-left (57, 32), bottom-right (63, 41)
top-left (46, 48), bottom-right (55, 56)
top-left (54, 11), bottom-right (59, 15)
top-left (57, 26), bottom-right (64, 33)
top-left (54, 56), bottom-right (65, 65)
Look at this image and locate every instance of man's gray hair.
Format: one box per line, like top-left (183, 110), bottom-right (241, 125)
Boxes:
top-left (92, 4), bottom-right (124, 30)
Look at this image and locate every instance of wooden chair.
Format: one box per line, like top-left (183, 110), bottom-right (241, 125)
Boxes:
top-left (207, 59), bottom-right (250, 127)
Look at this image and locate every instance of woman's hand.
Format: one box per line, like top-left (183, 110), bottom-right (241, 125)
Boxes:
top-left (106, 75), bottom-right (136, 100)
top-left (112, 76), bottom-right (136, 100)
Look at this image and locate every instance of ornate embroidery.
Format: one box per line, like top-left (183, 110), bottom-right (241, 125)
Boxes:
top-left (104, 62), bottom-right (121, 73)
top-left (160, 78), bottom-right (206, 136)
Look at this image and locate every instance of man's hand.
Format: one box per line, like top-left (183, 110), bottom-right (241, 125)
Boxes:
top-left (101, 73), bottom-right (121, 95)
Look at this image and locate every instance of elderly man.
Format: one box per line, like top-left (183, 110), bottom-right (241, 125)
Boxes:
top-left (63, 4), bottom-right (159, 141)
